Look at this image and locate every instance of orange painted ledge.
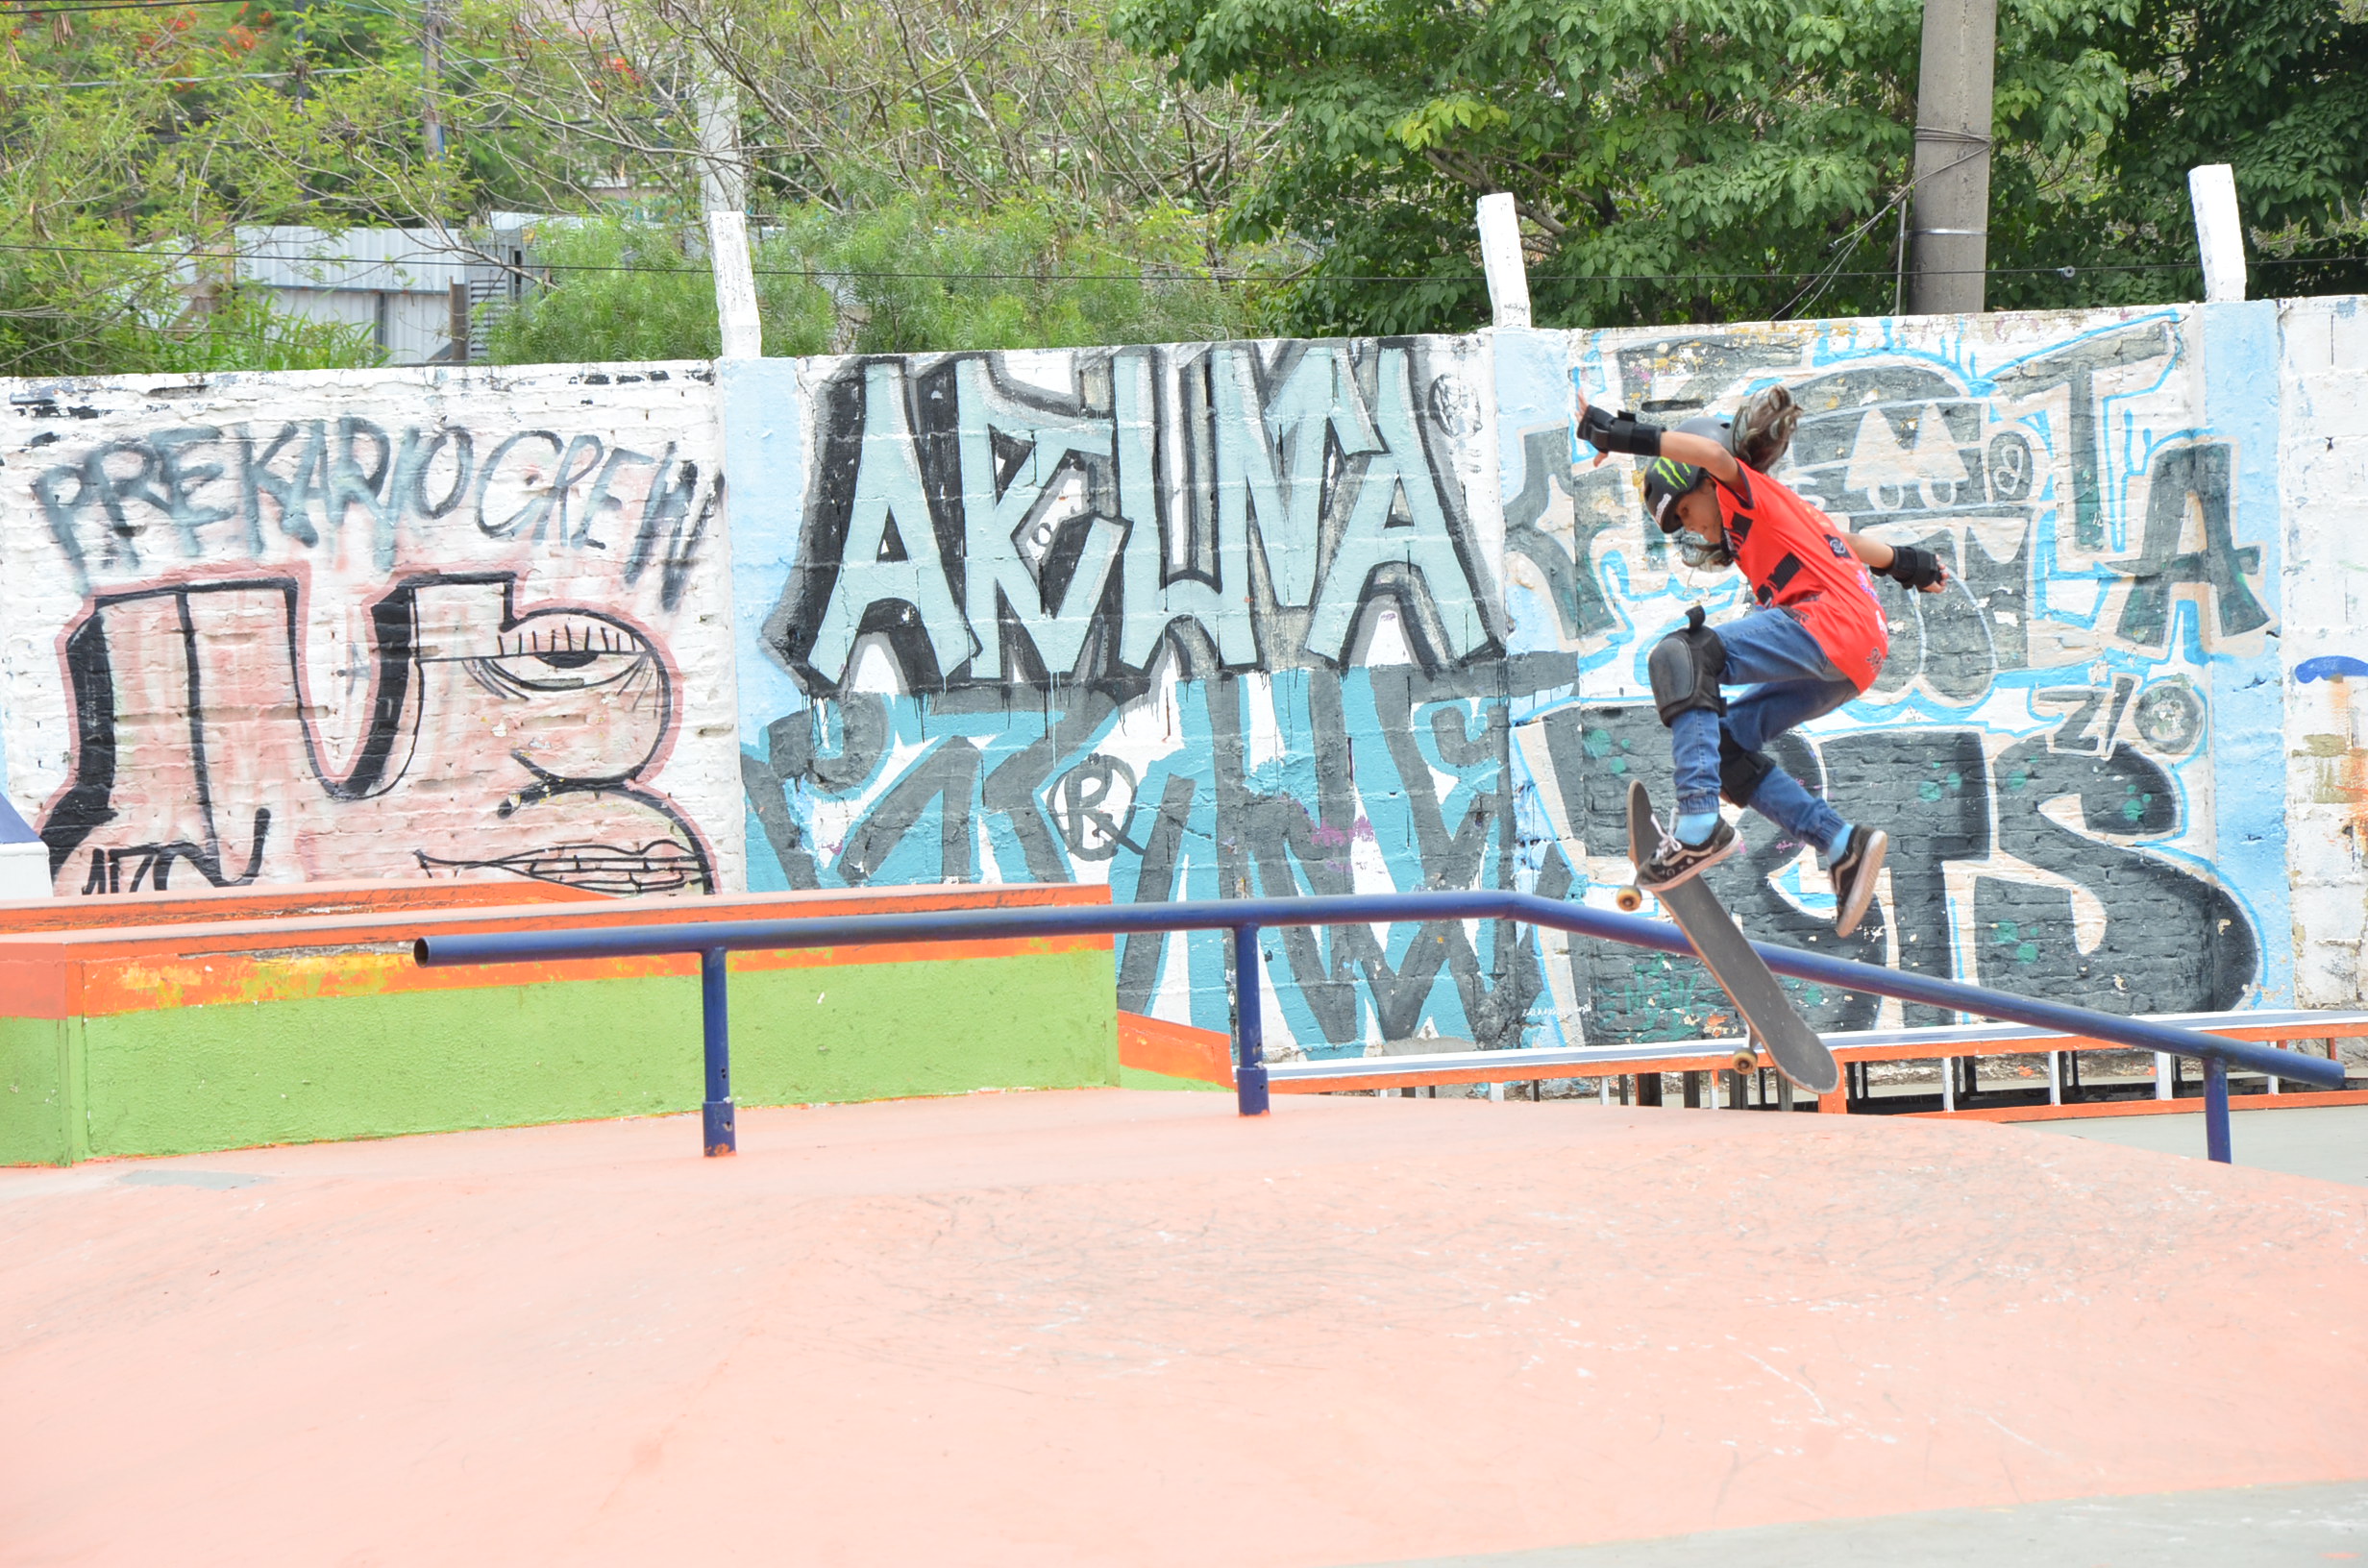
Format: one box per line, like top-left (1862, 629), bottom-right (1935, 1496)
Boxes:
top-left (0, 881), bottom-right (1114, 1017)
top-left (1118, 1011), bottom-right (1235, 1086)
top-left (1908, 1089), bottom-right (2368, 1122)
top-left (0, 876), bottom-right (601, 936)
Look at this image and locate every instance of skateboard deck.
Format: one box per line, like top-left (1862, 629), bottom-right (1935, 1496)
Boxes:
top-left (1623, 780), bottom-right (1838, 1095)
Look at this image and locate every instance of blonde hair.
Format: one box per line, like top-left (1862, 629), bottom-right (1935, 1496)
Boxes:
top-left (1733, 385), bottom-right (1801, 473)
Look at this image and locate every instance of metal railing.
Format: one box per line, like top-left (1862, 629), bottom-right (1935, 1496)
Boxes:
top-left (412, 889), bottom-right (2347, 1164)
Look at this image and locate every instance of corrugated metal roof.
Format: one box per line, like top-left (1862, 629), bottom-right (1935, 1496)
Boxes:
top-left (232, 226), bottom-right (478, 295)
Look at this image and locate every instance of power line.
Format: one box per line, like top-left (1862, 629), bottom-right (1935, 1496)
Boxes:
top-left (0, 234), bottom-right (2353, 288)
top-left (8, 63), bottom-right (373, 86)
top-left (0, 0), bottom-right (400, 15)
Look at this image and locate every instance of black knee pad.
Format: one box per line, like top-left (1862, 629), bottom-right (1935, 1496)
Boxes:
top-left (1648, 605), bottom-right (1727, 726)
top-left (1718, 734), bottom-right (1775, 807)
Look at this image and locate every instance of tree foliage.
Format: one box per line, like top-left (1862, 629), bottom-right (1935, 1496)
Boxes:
top-left (1113, 0), bottom-right (2368, 333)
top-left (485, 198), bottom-right (1266, 363)
top-left (446, 0), bottom-right (1277, 233)
top-left (0, 0), bottom-right (476, 373)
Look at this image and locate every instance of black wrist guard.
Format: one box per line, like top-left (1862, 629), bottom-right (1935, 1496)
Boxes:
top-left (1577, 404), bottom-right (1664, 457)
top-left (1884, 543), bottom-right (1945, 590)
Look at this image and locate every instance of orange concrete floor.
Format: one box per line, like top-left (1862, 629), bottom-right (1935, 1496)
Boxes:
top-left (3, 1090), bottom-right (2364, 1567)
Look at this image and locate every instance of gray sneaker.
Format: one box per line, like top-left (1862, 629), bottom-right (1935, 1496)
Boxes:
top-left (1829, 825), bottom-right (1888, 937)
top-left (1637, 816), bottom-right (1741, 893)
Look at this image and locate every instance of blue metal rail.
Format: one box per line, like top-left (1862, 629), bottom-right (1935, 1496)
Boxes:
top-left (412, 889), bottom-right (2345, 1165)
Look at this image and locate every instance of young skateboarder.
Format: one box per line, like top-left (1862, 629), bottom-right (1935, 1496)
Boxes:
top-left (1574, 384), bottom-right (1949, 937)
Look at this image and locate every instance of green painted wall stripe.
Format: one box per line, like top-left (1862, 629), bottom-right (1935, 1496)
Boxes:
top-left (1, 1017), bottom-right (79, 1165)
top-left (1117, 1064), bottom-right (1227, 1093)
top-left (9, 947), bottom-right (1116, 1164)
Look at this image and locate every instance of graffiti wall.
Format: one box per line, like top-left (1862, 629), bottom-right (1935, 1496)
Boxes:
top-left (1500, 306), bottom-right (2288, 1043)
top-left (726, 305), bottom-right (2306, 1055)
top-left (2, 296), bottom-right (2354, 1028)
top-left (0, 363), bottom-right (742, 897)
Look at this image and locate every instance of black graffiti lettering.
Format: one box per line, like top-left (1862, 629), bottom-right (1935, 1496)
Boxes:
top-left (1115, 772), bottom-right (1205, 1015)
top-left (626, 451), bottom-right (714, 612)
top-left (775, 343), bottom-right (1495, 699)
top-left (836, 734), bottom-right (981, 883)
top-left (30, 418), bottom-right (709, 586)
top-left (1048, 753), bottom-right (1139, 864)
top-left (2109, 443), bottom-right (2270, 646)
top-left (1896, 537), bottom-right (1997, 704)
top-left (738, 695), bottom-right (895, 892)
top-left (1502, 428), bottom-right (1624, 643)
top-left (1986, 431), bottom-right (2034, 501)
top-left (474, 429), bottom-right (565, 537)
top-left (2036, 677), bottom-right (2136, 755)
top-left (39, 574), bottom-right (713, 898)
top-left (1984, 737), bottom-right (2256, 1012)
top-left (1991, 319), bottom-right (2177, 551)
top-left (1815, 728), bottom-right (1990, 1026)
top-left (395, 427), bottom-right (476, 521)
top-left (739, 750), bottom-right (822, 891)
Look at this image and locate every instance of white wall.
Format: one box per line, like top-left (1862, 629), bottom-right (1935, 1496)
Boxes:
top-left (0, 361), bottom-right (741, 897)
top-left (2279, 297), bottom-right (2368, 1008)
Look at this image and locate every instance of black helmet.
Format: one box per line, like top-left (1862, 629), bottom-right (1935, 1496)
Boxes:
top-left (1640, 415), bottom-right (1734, 532)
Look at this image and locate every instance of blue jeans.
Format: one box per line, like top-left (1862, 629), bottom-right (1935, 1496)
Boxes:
top-left (1670, 608), bottom-right (1856, 852)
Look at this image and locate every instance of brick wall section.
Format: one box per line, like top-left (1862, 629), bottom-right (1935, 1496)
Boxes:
top-left (0, 361), bottom-right (743, 900)
top-left (2279, 298), bottom-right (2368, 1007)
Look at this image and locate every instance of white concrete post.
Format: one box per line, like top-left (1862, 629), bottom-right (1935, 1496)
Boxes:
top-left (2189, 163), bottom-right (2246, 305)
top-left (1475, 193), bottom-right (1532, 330)
top-left (706, 210), bottom-right (762, 360)
top-left (697, 73), bottom-right (762, 359)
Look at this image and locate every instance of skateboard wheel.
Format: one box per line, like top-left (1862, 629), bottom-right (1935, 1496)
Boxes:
top-left (1730, 1049), bottom-right (1757, 1075)
top-left (1615, 887), bottom-right (1644, 913)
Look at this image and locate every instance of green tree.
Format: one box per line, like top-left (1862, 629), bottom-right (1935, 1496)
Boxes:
top-left (1113, 0), bottom-right (2366, 333)
top-left (2066, 0), bottom-right (2368, 304)
top-left (449, 0), bottom-right (1277, 237)
top-left (0, 0), bottom-right (481, 374)
top-left (485, 198), bottom-right (1267, 363)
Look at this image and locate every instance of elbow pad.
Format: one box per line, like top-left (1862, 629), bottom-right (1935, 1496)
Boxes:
top-left (1577, 404), bottom-right (1664, 457)
top-left (1883, 543), bottom-right (1945, 591)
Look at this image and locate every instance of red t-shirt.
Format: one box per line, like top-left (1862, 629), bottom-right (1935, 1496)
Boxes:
top-left (1711, 465), bottom-right (1889, 691)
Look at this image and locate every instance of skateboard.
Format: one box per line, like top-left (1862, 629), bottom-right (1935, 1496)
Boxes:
top-left (1617, 779), bottom-right (1839, 1095)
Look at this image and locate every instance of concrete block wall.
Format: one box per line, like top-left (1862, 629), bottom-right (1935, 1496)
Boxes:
top-left (2279, 297), bottom-right (2368, 1008)
top-left (4, 299), bottom-right (2362, 1052)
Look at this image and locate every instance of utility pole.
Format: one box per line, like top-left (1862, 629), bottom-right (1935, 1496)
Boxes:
top-left (1907, 0), bottom-right (1996, 316)
top-left (696, 67), bottom-right (762, 359)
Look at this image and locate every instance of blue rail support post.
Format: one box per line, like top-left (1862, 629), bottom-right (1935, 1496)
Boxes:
top-left (701, 947), bottom-right (736, 1157)
top-left (2205, 1057), bottom-right (2232, 1164)
top-left (1234, 923), bottom-right (1270, 1116)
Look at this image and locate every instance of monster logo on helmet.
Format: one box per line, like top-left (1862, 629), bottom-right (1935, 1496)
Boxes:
top-left (1640, 415), bottom-right (1736, 532)
top-left (1641, 415), bottom-right (1739, 569)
